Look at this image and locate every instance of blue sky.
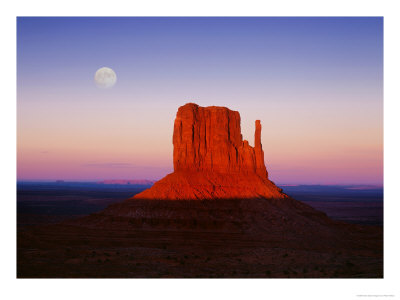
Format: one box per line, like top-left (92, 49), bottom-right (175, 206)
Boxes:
top-left (17, 17), bottom-right (383, 184)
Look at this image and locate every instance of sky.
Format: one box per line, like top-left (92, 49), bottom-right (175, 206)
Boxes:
top-left (17, 17), bottom-right (383, 184)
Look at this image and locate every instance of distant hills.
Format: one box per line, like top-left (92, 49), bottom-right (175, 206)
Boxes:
top-left (96, 179), bottom-right (155, 185)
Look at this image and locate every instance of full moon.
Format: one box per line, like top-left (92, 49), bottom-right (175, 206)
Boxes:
top-left (94, 67), bottom-right (117, 89)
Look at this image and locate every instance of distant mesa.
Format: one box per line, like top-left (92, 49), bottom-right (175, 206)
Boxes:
top-left (132, 103), bottom-right (287, 200)
top-left (97, 179), bottom-right (155, 185)
top-left (345, 185), bottom-right (383, 190)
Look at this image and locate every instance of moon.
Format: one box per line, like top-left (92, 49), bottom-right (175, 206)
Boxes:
top-left (94, 67), bottom-right (117, 89)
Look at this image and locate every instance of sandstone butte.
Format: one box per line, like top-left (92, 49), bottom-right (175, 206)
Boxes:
top-left (131, 103), bottom-right (288, 200)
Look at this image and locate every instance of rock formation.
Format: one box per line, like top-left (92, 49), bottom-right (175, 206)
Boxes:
top-left (50, 102), bottom-right (381, 279)
top-left (132, 103), bottom-right (287, 200)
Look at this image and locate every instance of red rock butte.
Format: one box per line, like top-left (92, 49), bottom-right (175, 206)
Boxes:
top-left (132, 103), bottom-right (288, 200)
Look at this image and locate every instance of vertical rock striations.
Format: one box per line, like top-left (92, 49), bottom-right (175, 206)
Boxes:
top-left (132, 103), bottom-right (287, 200)
top-left (173, 103), bottom-right (268, 178)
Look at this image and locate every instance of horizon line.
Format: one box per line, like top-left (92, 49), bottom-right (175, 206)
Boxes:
top-left (16, 179), bottom-right (384, 187)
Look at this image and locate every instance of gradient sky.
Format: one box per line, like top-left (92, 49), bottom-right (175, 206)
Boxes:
top-left (17, 17), bottom-right (383, 184)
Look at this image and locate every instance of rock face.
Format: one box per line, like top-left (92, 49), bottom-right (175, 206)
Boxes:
top-left (132, 103), bottom-right (287, 200)
top-left (173, 104), bottom-right (268, 177)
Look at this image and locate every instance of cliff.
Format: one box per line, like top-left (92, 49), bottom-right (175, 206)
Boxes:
top-left (173, 103), bottom-right (267, 177)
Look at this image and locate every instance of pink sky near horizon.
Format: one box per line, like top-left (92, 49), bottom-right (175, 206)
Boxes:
top-left (17, 88), bottom-right (383, 184)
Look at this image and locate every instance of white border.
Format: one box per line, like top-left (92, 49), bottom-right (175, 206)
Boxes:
top-left (2, 1), bottom-right (399, 300)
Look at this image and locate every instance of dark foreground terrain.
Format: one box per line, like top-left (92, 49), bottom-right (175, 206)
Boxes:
top-left (17, 182), bottom-right (383, 278)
